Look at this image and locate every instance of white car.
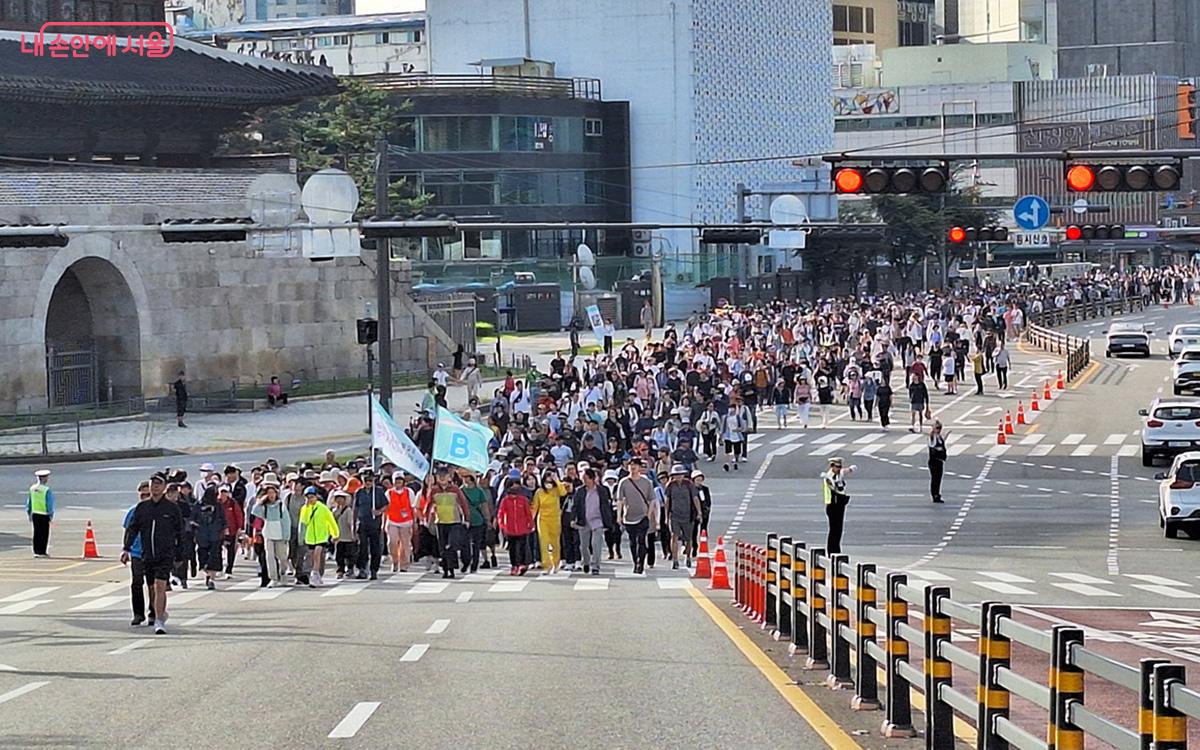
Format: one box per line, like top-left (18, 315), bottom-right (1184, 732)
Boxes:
top-left (1140, 399), bottom-right (1200, 466)
top-left (1174, 348), bottom-right (1200, 394)
top-left (1169, 324), bottom-right (1200, 356)
top-left (1156, 452), bottom-right (1200, 538)
top-left (1105, 322), bottom-right (1152, 358)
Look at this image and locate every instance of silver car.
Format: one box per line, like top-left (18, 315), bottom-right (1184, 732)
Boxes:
top-left (1156, 452), bottom-right (1200, 538)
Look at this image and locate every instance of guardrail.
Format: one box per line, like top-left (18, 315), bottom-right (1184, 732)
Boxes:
top-left (733, 535), bottom-right (1196, 750)
top-left (0, 421), bottom-right (82, 454)
top-left (1025, 296), bottom-right (1146, 382)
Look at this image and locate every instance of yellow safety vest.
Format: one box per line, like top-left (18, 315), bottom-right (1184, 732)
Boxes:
top-left (29, 484), bottom-right (49, 515)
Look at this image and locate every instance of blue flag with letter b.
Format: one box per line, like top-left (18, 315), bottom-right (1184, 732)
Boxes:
top-left (432, 406), bottom-right (493, 474)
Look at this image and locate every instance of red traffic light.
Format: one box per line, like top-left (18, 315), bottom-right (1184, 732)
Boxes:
top-left (948, 226), bottom-right (967, 244)
top-left (1065, 225), bottom-right (1083, 241)
top-left (1066, 165), bottom-right (1096, 192)
top-left (834, 168), bottom-right (864, 194)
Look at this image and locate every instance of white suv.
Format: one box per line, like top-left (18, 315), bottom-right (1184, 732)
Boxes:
top-left (1156, 452), bottom-right (1200, 538)
top-left (1140, 399), bottom-right (1200, 466)
top-left (1169, 324), bottom-right (1200, 356)
top-left (1173, 348), bottom-right (1200, 395)
top-left (1106, 322), bottom-right (1152, 358)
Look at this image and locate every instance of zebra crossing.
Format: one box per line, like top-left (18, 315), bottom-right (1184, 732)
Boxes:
top-left (888, 569), bottom-right (1200, 601)
top-left (0, 563), bottom-right (697, 617)
top-left (745, 428), bottom-right (1144, 459)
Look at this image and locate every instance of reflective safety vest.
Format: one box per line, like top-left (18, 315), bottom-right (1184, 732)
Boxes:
top-left (29, 483), bottom-right (49, 515)
top-left (821, 473), bottom-right (848, 506)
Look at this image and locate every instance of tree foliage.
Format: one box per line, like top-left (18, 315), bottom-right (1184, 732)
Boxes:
top-left (220, 77), bottom-right (427, 216)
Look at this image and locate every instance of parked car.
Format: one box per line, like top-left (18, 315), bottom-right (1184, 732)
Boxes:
top-left (1140, 399), bottom-right (1200, 466)
top-left (1168, 324), bottom-right (1200, 357)
top-left (1106, 322), bottom-right (1152, 358)
top-left (1155, 452), bottom-right (1200, 538)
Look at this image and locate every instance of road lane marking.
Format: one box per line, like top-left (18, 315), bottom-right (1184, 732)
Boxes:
top-left (809, 443), bottom-right (843, 456)
top-left (1050, 573), bottom-right (1111, 585)
top-left (328, 701), bottom-right (381, 739)
top-left (406, 582), bottom-right (449, 595)
top-left (68, 595), bottom-right (126, 611)
top-left (322, 582), bottom-right (370, 597)
top-left (1116, 444), bottom-right (1138, 457)
top-left (0, 681), bottom-right (49, 705)
top-left (229, 579), bottom-right (261, 590)
top-left (1062, 433), bottom-right (1085, 445)
top-left (574, 578), bottom-right (610, 591)
top-left (895, 432), bottom-right (923, 444)
top-left (242, 588), bottom-right (288, 601)
top-left (1131, 584), bottom-right (1200, 599)
top-left (898, 444), bottom-right (924, 456)
top-left (489, 580), bottom-right (528, 593)
top-left (812, 432), bottom-right (844, 444)
top-left (83, 564), bottom-right (126, 577)
top-left (1022, 434), bottom-right (1045, 444)
top-left (1107, 456), bottom-right (1121, 575)
top-left (686, 589), bottom-right (863, 750)
top-left (399, 644), bottom-right (429, 662)
top-left (167, 591), bottom-right (211, 607)
top-left (1051, 583), bottom-right (1120, 598)
top-left (658, 579), bottom-right (694, 590)
top-left (71, 582), bottom-right (126, 598)
top-left (1104, 433), bottom-right (1125, 444)
top-left (386, 571), bottom-right (426, 584)
top-left (977, 571), bottom-right (1035, 583)
top-left (108, 639), bottom-right (152, 655)
top-left (853, 444), bottom-right (882, 456)
top-left (181, 613), bottom-right (216, 626)
top-left (1029, 444), bottom-right (1054, 456)
top-left (455, 591), bottom-right (473, 603)
top-left (1125, 574), bottom-right (1189, 586)
top-left (0, 600), bottom-right (52, 615)
top-left (1070, 444), bottom-right (1096, 457)
top-left (0, 587), bottom-right (59, 603)
top-left (974, 581), bottom-right (1037, 595)
top-left (425, 619), bottom-right (450, 634)
top-left (852, 432), bottom-right (883, 444)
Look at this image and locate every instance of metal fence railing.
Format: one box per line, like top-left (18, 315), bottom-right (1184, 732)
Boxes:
top-left (0, 421), bottom-right (81, 455)
top-left (1025, 296), bottom-right (1147, 382)
top-left (734, 535), bottom-right (1196, 750)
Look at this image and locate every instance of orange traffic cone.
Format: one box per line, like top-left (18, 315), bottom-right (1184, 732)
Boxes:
top-left (1056, 370), bottom-right (1065, 390)
top-left (1044, 380), bottom-right (1052, 400)
top-left (709, 536), bottom-right (731, 590)
top-left (1004, 411), bottom-right (1014, 434)
top-left (82, 520), bottom-right (99, 559)
top-left (694, 531), bottom-right (712, 579)
top-left (996, 420), bottom-right (1007, 445)
top-left (1031, 391), bottom-right (1040, 411)
top-left (1016, 402), bottom-right (1026, 425)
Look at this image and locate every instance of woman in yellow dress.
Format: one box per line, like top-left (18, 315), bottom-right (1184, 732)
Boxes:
top-left (530, 470), bottom-right (567, 572)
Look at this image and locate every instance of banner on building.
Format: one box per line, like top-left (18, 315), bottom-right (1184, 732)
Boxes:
top-left (371, 396), bottom-right (429, 479)
top-left (432, 406), bottom-right (493, 474)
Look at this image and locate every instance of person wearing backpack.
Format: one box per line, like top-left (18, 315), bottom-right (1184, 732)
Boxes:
top-left (251, 474), bottom-right (291, 587)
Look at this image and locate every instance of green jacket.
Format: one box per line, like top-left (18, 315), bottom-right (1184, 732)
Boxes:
top-left (299, 501), bottom-right (339, 546)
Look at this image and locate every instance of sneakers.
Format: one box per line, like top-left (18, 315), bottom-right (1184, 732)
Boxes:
top-left (169, 576), bottom-right (181, 587)
top-left (591, 568), bottom-right (600, 576)
top-left (205, 578), bottom-right (215, 591)
top-left (583, 565), bottom-right (590, 574)
top-left (154, 621), bottom-right (166, 635)
top-left (672, 561), bottom-right (680, 570)
top-left (267, 581), bottom-right (278, 588)
top-left (508, 567), bottom-right (518, 576)
top-left (369, 572), bottom-right (378, 581)
top-left (131, 617), bottom-right (144, 626)
top-left (223, 573), bottom-right (232, 580)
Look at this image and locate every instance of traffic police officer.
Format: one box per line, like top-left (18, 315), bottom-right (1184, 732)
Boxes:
top-left (820, 457), bottom-right (855, 554)
top-left (26, 469), bottom-right (54, 557)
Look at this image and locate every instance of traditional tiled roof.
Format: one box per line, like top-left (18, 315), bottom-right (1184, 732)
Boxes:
top-left (0, 31), bottom-right (337, 106)
top-left (0, 170), bottom-right (275, 205)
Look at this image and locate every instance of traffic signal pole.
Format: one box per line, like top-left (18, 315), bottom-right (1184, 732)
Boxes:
top-left (375, 136), bottom-right (393, 415)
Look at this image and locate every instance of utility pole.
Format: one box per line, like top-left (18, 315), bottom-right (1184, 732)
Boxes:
top-left (375, 137), bottom-right (393, 414)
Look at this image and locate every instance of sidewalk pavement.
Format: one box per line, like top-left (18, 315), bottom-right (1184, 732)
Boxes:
top-left (499, 326), bottom-right (651, 372)
top-left (3, 379), bottom-right (503, 457)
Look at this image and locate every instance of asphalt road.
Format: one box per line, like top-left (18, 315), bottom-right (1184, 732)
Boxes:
top-left (2, 306), bottom-right (1199, 749)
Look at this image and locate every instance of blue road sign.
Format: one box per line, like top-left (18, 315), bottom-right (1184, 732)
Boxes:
top-left (1013, 195), bottom-right (1050, 231)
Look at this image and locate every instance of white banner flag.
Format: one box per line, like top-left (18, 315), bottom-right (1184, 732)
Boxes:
top-left (371, 396), bottom-right (430, 479)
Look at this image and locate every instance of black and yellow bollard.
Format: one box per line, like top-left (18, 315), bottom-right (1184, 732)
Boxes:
top-left (1139, 658), bottom-right (1167, 750)
top-left (806, 547), bottom-right (829, 670)
top-left (1152, 662), bottom-right (1188, 750)
top-left (775, 536), bottom-right (792, 641)
top-left (789, 540), bottom-right (808, 656)
top-left (923, 585), bottom-right (955, 750)
top-left (977, 602), bottom-right (1011, 750)
top-left (1047, 626), bottom-right (1085, 750)
top-left (881, 571), bottom-right (916, 738)
top-left (765, 533), bottom-right (778, 632)
top-left (851, 562), bottom-right (880, 710)
top-left (827, 553), bottom-right (853, 688)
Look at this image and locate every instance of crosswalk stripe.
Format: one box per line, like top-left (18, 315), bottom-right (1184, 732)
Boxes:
top-left (898, 444), bottom-right (924, 456)
top-left (1050, 573), bottom-right (1112, 585)
top-left (657, 579), bottom-right (694, 589)
top-left (974, 436), bottom-right (995, 446)
top-left (978, 571), bottom-right (1035, 583)
top-left (1125, 574), bottom-right (1190, 586)
top-left (0, 587), bottom-right (59, 603)
top-left (895, 432), bottom-right (924, 444)
top-left (407, 582), bottom-right (449, 595)
top-left (1070, 445), bottom-right (1097, 457)
top-left (574, 578), bottom-right (610, 591)
top-left (910, 571), bottom-right (955, 582)
top-left (169, 591), bottom-right (212, 607)
top-left (854, 433), bottom-right (883, 444)
top-left (1062, 433), bottom-right (1086, 445)
top-left (773, 444), bottom-right (803, 456)
top-left (1117, 444), bottom-right (1139, 457)
top-left (947, 444), bottom-right (969, 456)
top-left (0, 600), bottom-right (52, 615)
top-left (1022, 434), bottom-right (1045, 445)
top-left (1104, 434), bottom-right (1125, 445)
top-left (489, 580), bottom-right (528, 593)
top-left (71, 582), bottom-right (126, 599)
top-left (984, 445), bottom-right (1010, 457)
top-left (810, 443), bottom-right (843, 456)
top-left (1030, 445), bottom-right (1054, 456)
top-left (399, 644), bottom-right (429, 662)
top-left (812, 432), bottom-right (844, 444)
top-left (242, 588), bottom-right (288, 601)
top-left (771, 434), bottom-right (799, 445)
top-left (68, 595), bottom-right (126, 611)
top-left (322, 582), bottom-right (370, 597)
top-left (229, 578), bottom-right (261, 591)
top-left (854, 444), bottom-right (883, 456)
top-left (1132, 584), bottom-right (1200, 599)
top-left (974, 581), bottom-right (1037, 595)
top-left (1051, 583), bottom-right (1120, 597)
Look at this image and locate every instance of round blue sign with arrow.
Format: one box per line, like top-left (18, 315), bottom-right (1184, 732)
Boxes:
top-left (1013, 194), bottom-right (1050, 231)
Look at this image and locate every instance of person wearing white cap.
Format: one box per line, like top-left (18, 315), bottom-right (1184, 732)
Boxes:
top-left (821, 457), bottom-right (856, 554)
top-left (26, 469), bottom-right (54, 557)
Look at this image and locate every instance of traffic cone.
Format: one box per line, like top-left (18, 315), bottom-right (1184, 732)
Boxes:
top-left (709, 536), bottom-right (731, 590)
top-left (1004, 411), bottom-right (1014, 434)
top-left (1031, 391), bottom-right (1040, 411)
top-left (996, 420), bottom-right (1007, 445)
top-left (1016, 402), bottom-right (1026, 425)
top-left (1056, 370), bottom-right (1065, 390)
top-left (1044, 380), bottom-right (1052, 400)
top-left (82, 520), bottom-right (99, 559)
top-left (694, 531), bottom-right (712, 579)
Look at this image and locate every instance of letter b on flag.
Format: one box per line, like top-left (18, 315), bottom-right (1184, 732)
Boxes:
top-left (449, 432), bottom-right (471, 460)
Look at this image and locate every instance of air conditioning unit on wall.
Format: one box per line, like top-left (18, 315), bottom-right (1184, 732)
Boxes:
top-left (631, 228), bottom-right (651, 257)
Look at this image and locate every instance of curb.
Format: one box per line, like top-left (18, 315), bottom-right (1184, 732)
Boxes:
top-left (0, 447), bottom-right (181, 466)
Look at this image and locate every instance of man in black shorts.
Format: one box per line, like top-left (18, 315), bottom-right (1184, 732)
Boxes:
top-left (122, 473), bottom-right (184, 634)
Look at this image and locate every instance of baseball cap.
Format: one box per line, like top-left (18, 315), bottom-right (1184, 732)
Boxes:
top-left (303, 486), bottom-right (319, 496)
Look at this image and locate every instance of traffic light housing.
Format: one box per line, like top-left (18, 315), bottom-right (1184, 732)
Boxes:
top-left (700, 228), bottom-right (763, 244)
top-left (1064, 224), bottom-right (1125, 241)
top-left (356, 318), bottom-right (378, 345)
top-left (832, 164), bottom-right (949, 194)
top-left (1065, 162), bottom-right (1182, 192)
top-left (0, 224), bottom-right (69, 248)
top-left (160, 218), bottom-right (252, 243)
top-left (948, 226), bottom-right (1009, 243)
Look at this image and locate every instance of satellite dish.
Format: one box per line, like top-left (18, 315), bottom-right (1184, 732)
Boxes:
top-left (575, 242), bottom-right (595, 266)
top-left (579, 265), bottom-right (597, 290)
top-left (769, 194), bottom-right (809, 226)
top-left (301, 168), bottom-right (359, 225)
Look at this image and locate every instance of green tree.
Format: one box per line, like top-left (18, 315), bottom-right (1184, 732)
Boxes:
top-left (221, 77), bottom-right (427, 216)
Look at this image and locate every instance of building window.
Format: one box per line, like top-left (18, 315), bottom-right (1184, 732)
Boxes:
top-left (423, 171), bottom-right (497, 206)
top-left (585, 171), bottom-right (606, 205)
top-left (832, 4), bottom-right (848, 32)
top-left (847, 5), bottom-right (863, 33)
top-left (375, 32), bottom-right (389, 44)
top-left (316, 36), bottom-right (333, 47)
top-left (420, 116), bottom-right (495, 152)
top-left (865, 7), bottom-right (874, 33)
top-left (500, 116), bottom-right (555, 151)
top-left (413, 30), bottom-right (422, 42)
top-left (584, 118), bottom-right (603, 136)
